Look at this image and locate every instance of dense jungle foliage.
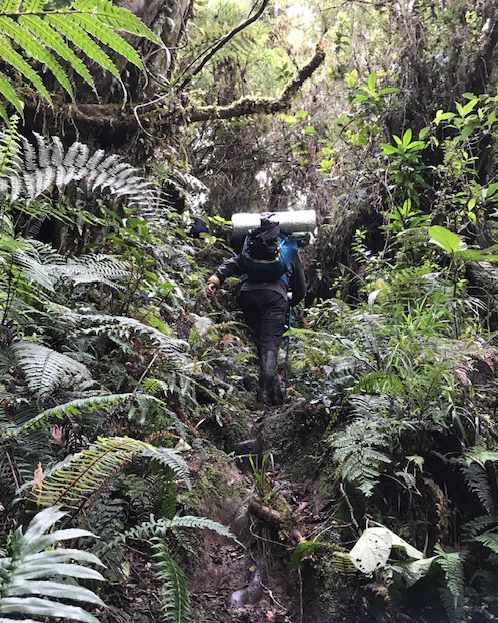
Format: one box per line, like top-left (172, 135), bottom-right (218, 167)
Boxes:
top-left (4, 1), bottom-right (498, 622)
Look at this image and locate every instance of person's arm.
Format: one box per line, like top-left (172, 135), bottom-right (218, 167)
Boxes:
top-left (206, 255), bottom-right (243, 296)
top-left (289, 253), bottom-right (306, 305)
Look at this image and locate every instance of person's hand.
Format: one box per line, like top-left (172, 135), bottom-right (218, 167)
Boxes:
top-left (206, 275), bottom-right (220, 297)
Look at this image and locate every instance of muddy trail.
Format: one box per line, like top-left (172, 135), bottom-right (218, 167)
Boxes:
top-left (182, 358), bottom-right (342, 623)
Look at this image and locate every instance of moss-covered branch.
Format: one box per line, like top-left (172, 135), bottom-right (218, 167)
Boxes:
top-left (25, 43), bottom-right (326, 136)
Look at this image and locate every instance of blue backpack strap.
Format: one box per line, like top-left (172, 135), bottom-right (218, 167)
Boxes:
top-left (278, 236), bottom-right (298, 286)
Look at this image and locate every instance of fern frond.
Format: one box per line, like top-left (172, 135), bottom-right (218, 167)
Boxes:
top-left (462, 515), bottom-right (498, 539)
top-left (330, 417), bottom-right (391, 497)
top-left (0, 0), bottom-right (160, 111)
top-left (12, 340), bottom-right (92, 398)
top-left (0, 113), bottom-right (21, 176)
top-left (71, 0), bottom-right (160, 42)
top-left (152, 540), bottom-right (191, 623)
top-left (0, 135), bottom-right (158, 209)
top-left (63, 311), bottom-right (188, 357)
top-left (434, 546), bottom-right (465, 622)
top-left (461, 462), bottom-right (494, 514)
top-left (19, 14), bottom-right (94, 87)
top-left (112, 515), bottom-right (235, 545)
top-left (47, 14), bottom-right (120, 78)
top-left (0, 70), bottom-right (23, 116)
top-left (13, 249), bottom-right (56, 291)
top-left (474, 531), bottom-right (498, 554)
top-left (0, 14), bottom-right (74, 97)
top-left (0, 506), bottom-right (105, 622)
top-left (464, 446), bottom-right (498, 467)
top-left (31, 436), bottom-right (189, 509)
top-left (10, 392), bottom-right (163, 435)
top-left (50, 254), bottom-right (129, 289)
top-left (0, 34), bottom-right (51, 101)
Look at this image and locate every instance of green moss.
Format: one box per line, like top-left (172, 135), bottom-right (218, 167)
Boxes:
top-left (180, 447), bottom-right (248, 520)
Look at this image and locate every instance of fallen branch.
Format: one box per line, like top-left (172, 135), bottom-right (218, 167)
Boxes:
top-left (248, 497), bottom-right (304, 544)
top-left (25, 44), bottom-right (326, 135)
top-left (248, 498), bottom-right (283, 528)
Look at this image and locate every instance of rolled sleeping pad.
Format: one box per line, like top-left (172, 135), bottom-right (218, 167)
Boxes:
top-left (231, 209), bottom-right (316, 236)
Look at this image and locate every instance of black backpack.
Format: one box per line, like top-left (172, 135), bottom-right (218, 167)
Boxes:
top-left (239, 221), bottom-right (297, 283)
top-left (245, 221), bottom-right (280, 260)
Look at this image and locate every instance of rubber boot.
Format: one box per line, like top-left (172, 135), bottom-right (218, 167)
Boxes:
top-left (270, 373), bottom-right (283, 405)
top-left (261, 349), bottom-right (281, 406)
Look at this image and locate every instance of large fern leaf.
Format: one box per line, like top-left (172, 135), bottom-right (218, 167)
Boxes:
top-left (0, 506), bottom-right (105, 622)
top-left (0, 0), bottom-right (161, 112)
top-left (0, 134), bottom-right (158, 208)
top-left (12, 340), bottom-right (92, 398)
top-left (330, 416), bottom-right (391, 497)
top-left (0, 113), bottom-right (20, 173)
top-left (10, 392), bottom-right (164, 435)
top-left (30, 436), bottom-right (189, 510)
top-left (62, 311), bottom-right (188, 358)
top-left (434, 546), bottom-right (465, 622)
top-left (152, 539), bottom-right (191, 623)
top-left (111, 514), bottom-right (236, 544)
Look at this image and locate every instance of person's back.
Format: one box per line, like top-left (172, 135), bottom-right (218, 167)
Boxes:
top-left (206, 218), bottom-right (306, 405)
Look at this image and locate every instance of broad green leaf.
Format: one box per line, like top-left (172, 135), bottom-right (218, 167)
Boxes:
top-left (345, 68), bottom-right (357, 87)
top-left (290, 540), bottom-right (324, 568)
top-left (405, 140), bottom-right (426, 151)
top-left (381, 144), bottom-right (398, 155)
top-left (402, 128), bottom-right (413, 147)
top-left (419, 127), bottom-right (430, 140)
top-left (486, 181), bottom-right (498, 197)
top-left (428, 225), bottom-right (464, 254)
top-left (8, 580), bottom-right (104, 605)
top-left (0, 597), bottom-right (100, 622)
top-left (434, 109), bottom-right (454, 125)
top-left (460, 97), bottom-right (478, 117)
top-left (367, 72), bottom-right (377, 93)
top-left (457, 250), bottom-right (498, 262)
top-left (350, 527), bottom-right (392, 574)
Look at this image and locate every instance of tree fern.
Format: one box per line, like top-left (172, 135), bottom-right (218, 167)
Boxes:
top-left (152, 539), bottom-right (191, 623)
top-left (0, 134), bottom-right (158, 208)
top-left (0, 0), bottom-right (161, 113)
top-left (30, 436), bottom-right (189, 510)
top-left (12, 340), bottom-right (93, 398)
top-left (0, 506), bottom-right (105, 622)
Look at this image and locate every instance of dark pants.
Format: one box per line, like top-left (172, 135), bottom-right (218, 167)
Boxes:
top-left (240, 290), bottom-right (288, 404)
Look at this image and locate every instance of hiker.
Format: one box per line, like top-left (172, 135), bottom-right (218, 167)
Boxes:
top-left (206, 217), bottom-right (306, 405)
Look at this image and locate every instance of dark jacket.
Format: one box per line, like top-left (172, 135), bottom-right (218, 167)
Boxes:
top-left (214, 252), bottom-right (306, 305)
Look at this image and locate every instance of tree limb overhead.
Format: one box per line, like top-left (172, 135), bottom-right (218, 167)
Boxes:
top-left (25, 43), bottom-right (326, 137)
